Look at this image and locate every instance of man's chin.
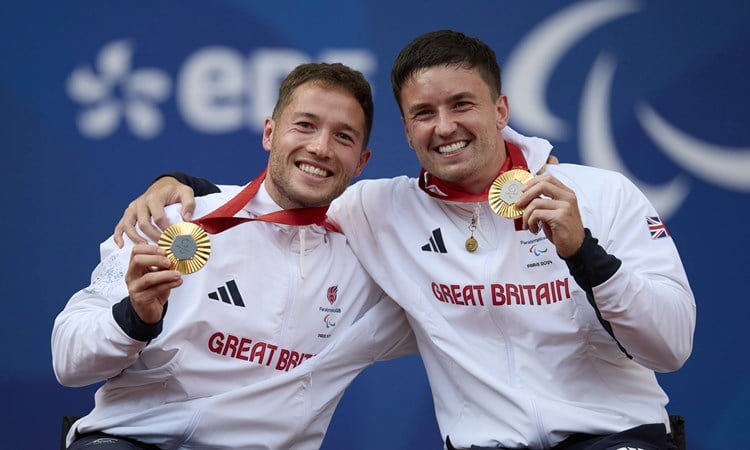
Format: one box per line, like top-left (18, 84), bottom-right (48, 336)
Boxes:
top-left (292, 193), bottom-right (334, 209)
top-left (427, 167), bottom-right (468, 184)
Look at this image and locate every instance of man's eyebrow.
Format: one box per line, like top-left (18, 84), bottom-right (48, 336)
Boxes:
top-left (406, 102), bottom-right (431, 116)
top-left (289, 111), bottom-right (319, 122)
top-left (446, 91), bottom-right (476, 102)
top-left (290, 111), bottom-right (362, 139)
top-left (405, 92), bottom-right (476, 115)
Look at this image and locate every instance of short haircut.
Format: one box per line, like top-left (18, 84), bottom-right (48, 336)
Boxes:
top-left (391, 30), bottom-right (502, 115)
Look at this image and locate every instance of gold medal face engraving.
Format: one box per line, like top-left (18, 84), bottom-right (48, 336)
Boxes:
top-left (158, 222), bottom-right (211, 274)
top-left (488, 169), bottom-right (533, 219)
top-left (465, 236), bottom-right (478, 252)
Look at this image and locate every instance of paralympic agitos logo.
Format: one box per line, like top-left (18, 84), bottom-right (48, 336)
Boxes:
top-left (504, 0), bottom-right (750, 219)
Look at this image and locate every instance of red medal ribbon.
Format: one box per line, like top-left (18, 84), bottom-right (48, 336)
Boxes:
top-left (192, 169), bottom-right (329, 234)
top-left (417, 142), bottom-right (529, 202)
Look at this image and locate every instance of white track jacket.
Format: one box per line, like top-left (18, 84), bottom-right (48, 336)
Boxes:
top-left (328, 127), bottom-right (696, 448)
top-left (52, 182), bottom-right (416, 450)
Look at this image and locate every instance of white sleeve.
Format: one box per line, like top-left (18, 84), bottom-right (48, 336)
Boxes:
top-left (569, 169), bottom-right (696, 372)
top-left (51, 237), bottom-right (149, 387)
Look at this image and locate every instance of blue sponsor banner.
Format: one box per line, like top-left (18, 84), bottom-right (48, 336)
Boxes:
top-left (2, 1), bottom-right (748, 447)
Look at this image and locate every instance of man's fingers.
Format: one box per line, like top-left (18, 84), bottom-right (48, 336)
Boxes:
top-left (519, 175), bottom-right (573, 208)
top-left (117, 202), bottom-right (147, 246)
top-left (522, 198), bottom-right (559, 233)
top-left (127, 246), bottom-right (171, 276)
top-left (176, 188), bottom-right (196, 222)
top-left (131, 269), bottom-right (182, 292)
top-left (135, 201), bottom-right (164, 242)
top-left (131, 243), bottom-right (166, 256)
top-left (127, 273), bottom-right (182, 324)
top-left (150, 198), bottom-right (170, 231)
top-left (113, 217), bottom-right (128, 248)
top-left (146, 183), bottom-right (196, 230)
top-left (126, 245), bottom-right (182, 295)
top-left (113, 176), bottom-right (197, 247)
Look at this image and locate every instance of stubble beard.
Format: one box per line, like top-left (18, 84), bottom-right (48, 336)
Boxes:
top-left (267, 167), bottom-right (341, 209)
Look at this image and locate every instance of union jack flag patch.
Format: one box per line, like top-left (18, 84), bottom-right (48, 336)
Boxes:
top-left (646, 216), bottom-right (670, 240)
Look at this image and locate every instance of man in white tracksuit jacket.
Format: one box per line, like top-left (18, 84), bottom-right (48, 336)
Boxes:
top-left (328, 128), bottom-right (693, 448)
top-left (332, 31), bottom-right (693, 449)
top-left (52, 63), bottom-right (416, 450)
top-left (117, 31), bottom-right (696, 449)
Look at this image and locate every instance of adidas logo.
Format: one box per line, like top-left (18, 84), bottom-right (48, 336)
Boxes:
top-left (421, 228), bottom-right (447, 253)
top-left (208, 280), bottom-right (245, 307)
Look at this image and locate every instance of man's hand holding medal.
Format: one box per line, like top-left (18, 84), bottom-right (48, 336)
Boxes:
top-left (489, 167), bottom-right (585, 259)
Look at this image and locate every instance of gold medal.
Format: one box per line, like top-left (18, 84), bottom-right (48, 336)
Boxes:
top-left (465, 206), bottom-right (479, 253)
top-left (465, 236), bottom-right (478, 252)
top-left (158, 222), bottom-right (211, 274)
top-left (488, 169), bottom-right (533, 219)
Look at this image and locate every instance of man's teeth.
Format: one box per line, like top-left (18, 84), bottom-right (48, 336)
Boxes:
top-left (299, 163), bottom-right (328, 177)
top-left (438, 141), bottom-right (468, 154)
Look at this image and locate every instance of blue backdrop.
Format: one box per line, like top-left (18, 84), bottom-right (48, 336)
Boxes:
top-left (2, 1), bottom-right (748, 448)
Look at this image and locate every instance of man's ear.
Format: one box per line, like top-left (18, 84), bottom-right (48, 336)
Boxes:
top-left (402, 117), bottom-right (414, 150)
top-left (262, 117), bottom-right (274, 152)
top-left (496, 94), bottom-right (509, 131)
top-left (354, 148), bottom-right (372, 177)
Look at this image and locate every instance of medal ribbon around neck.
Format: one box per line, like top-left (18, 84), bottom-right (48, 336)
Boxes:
top-left (158, 168), bottom-right (329, 274)
top-left (416, 142), bottom-right (531, 252)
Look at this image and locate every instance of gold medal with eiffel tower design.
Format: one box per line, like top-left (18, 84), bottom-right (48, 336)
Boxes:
top-left (488, 169), bottom-right (533, 219)
top-left (158, 222), bottom-right (211, 274)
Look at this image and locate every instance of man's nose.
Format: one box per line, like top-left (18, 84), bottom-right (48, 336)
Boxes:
top-left (435, 111), bottom-right (457, 136)
top-left (308, 132), bottom-right (332, 156)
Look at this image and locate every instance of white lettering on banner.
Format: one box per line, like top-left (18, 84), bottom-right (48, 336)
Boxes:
top-left (68, 40), bottom-right (376, 138)
top-left (178, 47), bottom-right (246, 133)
